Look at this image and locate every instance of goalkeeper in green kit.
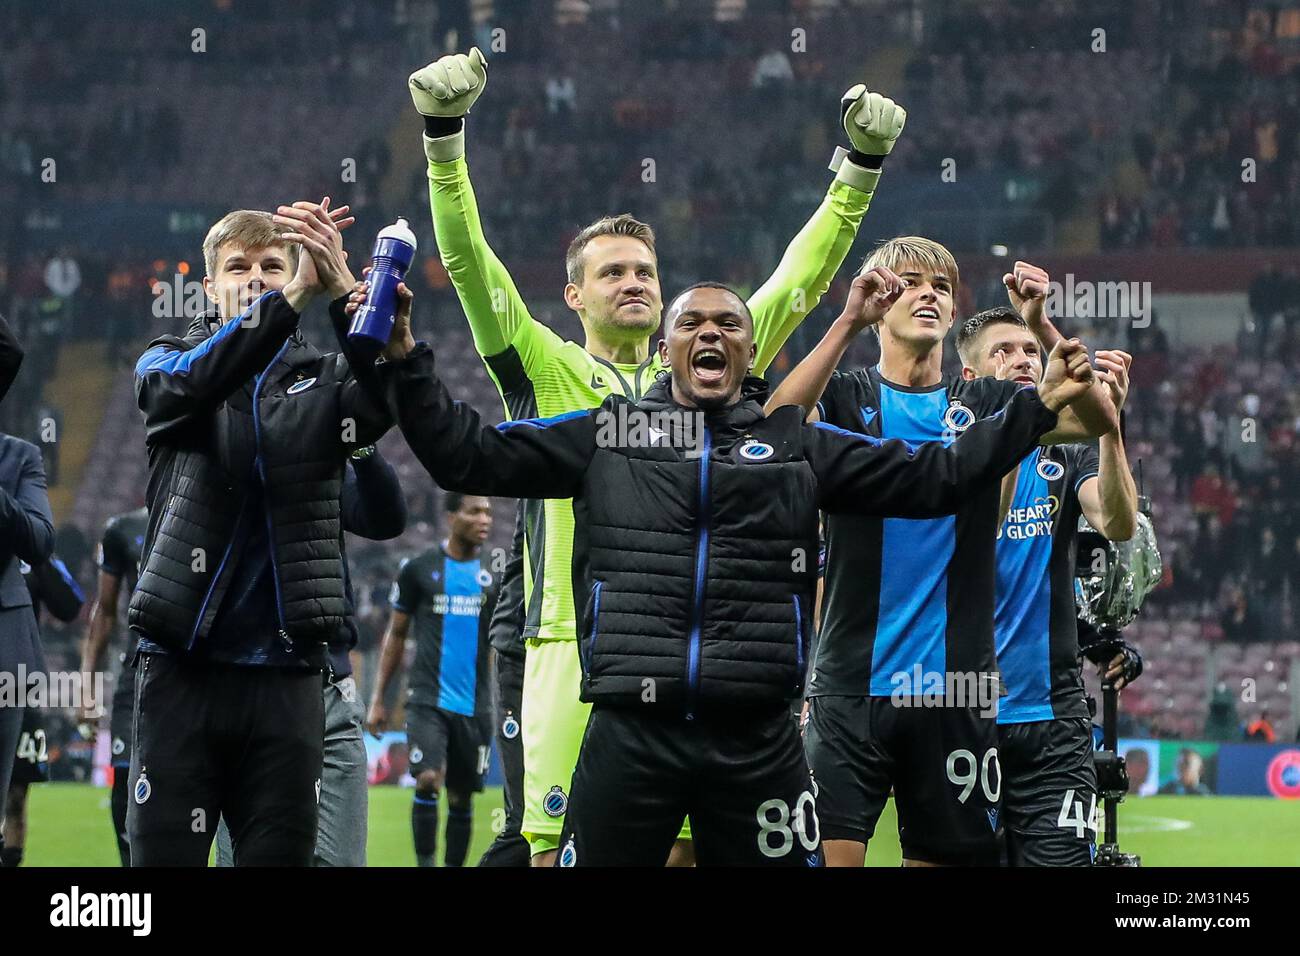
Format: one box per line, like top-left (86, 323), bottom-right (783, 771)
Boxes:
top-left (408, 47), bottom-right (906, 866)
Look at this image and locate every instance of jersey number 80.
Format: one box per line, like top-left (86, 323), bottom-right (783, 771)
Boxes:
top-left (756, 791), bottom-right (820, 858)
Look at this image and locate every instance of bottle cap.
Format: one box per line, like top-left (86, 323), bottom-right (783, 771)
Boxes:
top-left (377, 217), bottom-right (418, 249)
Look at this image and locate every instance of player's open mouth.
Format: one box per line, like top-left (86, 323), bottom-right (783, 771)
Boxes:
top-left (1013, 374), bottom-right (1036, 385)
top-left (913, 307), bottom-right (940, 325)
top-left (692, 348), bottom-right (727, 385)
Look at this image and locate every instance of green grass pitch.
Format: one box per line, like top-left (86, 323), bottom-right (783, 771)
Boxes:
top-left (16, 784), bottom-right (1300, 866)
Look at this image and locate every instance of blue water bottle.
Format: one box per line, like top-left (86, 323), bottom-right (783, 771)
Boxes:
top-left (348, 217), bottom-right (418, 355)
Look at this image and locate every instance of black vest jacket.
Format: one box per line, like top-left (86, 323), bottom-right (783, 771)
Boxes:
top-left (128, 299), bottom-right (390, 663)
top-left (573, 376), bottom-right (818, 713)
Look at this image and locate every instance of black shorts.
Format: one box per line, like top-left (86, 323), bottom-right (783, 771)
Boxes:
top-left (997, 716), bottom-right (1098, 866)
top-left (557, 704), bottom-right (821, 867)
top-left (406, 703), bottom-right (490, 793)
top-left (804, 695), bottom-right (1003, 865)
top-left (10, 706), bottom-right (49, 786)
top-left (127, 651), bottom-right (324, 867)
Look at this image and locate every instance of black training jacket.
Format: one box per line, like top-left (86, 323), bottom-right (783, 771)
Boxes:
top-left (128, 291), bottom-right (391, 665)
top-left (374, 344), bottom-right (1057, 712)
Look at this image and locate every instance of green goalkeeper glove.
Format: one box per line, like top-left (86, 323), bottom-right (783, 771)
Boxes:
top-left (840, 85), bottom-right (906, 157)
top-left (409, 47), bottom-right (488, 117)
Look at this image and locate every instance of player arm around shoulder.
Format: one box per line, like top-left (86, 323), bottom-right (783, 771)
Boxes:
top-left (807, 337), bottom-right (1097, 518)
top-left (748, 86), bottom-right (906, 372)
top-left (409, 48), bottom-right (537, 364)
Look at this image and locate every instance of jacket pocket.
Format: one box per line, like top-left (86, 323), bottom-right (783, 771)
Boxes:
top-left (583, 581), bottom-right (604, 674)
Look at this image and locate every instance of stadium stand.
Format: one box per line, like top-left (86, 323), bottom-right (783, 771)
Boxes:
top-left (0, 0), bottom-right (1295, 740)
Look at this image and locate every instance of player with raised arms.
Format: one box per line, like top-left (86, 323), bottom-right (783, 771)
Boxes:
top-left (767, 239), bottom-right (1118, 867)
top-left (408, 47), bottom-right (905, 865)
top-left (955, 263), bottom-right (1138, 865)
top-left (343, 268), bottom-right (1096, 865)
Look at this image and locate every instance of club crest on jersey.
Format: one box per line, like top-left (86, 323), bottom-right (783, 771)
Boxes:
top-left (738, 439), bottom-right (775, 461)
top-left (409, 747), bottom-right (424, 766)
top-left (943, 401), bottom-right (975, 432)
top-left (502, 714), bottom-right (520, 739)
top-left (559, 838), bottom-right (578, 867)
top-left (1036, 458), bottom-right (1065, 481)
top-left (134, 772), bottom-right (151, 805)
top-left (286, 377), bottom-right (317, 395)
top-left (543, 785), bottom-right (568, 818)
top-left (477, 568), bottom-right (493, 588)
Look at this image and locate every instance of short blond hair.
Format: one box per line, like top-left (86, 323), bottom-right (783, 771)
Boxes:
top-left (565, 214), bottom-right (656, 285)
top-left (861, 235), bottom-right (959, 292)
top-left (202, 209), bottom-right (298, 277)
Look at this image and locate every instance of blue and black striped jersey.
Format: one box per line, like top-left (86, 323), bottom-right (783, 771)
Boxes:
top-left (993, 443), bottom-right (1097, 724)
top-left (809, 367), bottom-right (1024, 698)
top-left (391, 545), bottom-right (496, 717)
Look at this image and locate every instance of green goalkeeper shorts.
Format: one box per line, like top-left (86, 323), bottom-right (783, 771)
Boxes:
top-left (521, 638), bottom-right (690, 854)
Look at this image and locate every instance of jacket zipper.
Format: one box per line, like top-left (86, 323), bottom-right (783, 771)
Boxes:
top-left (684, 426), bottom-right (713, 718)
top-left (187, 497), bottom-right (246, 651)
top-left (134, 653), bottom-right (151, 782)
top-left (793, 593), bottom-right (805, 690)
top-left (584, 581), bottom-right (603, 673)
top-left (252, 340), bottom-right (293, 649)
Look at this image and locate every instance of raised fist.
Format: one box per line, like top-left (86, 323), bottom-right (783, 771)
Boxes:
top-left (1003, 260), bottom-right (1051, 327)
top-left (1038, 338), bottom-right (1096, 413)
top-left (840, 266), bottom-right (904, 330)
top-left (840, 85), bottom-right (906, 156)
top-left (409, 47), bottom-right (488, 118)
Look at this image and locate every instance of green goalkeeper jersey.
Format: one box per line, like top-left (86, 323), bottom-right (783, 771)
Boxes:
top-left (427, 150), bottom-right (877, 643)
